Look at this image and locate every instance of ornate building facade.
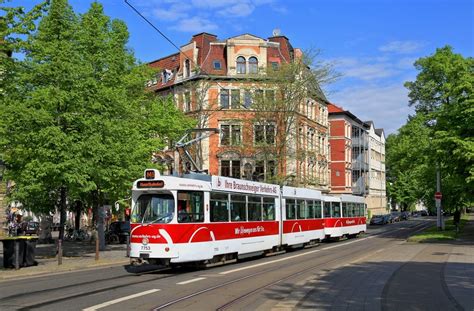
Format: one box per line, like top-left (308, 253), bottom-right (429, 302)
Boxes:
top-left (148, 32), bottom-right (330, 191)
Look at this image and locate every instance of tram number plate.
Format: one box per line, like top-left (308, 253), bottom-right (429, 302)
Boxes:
top-left (140, 253), bottom-right (150, 259)
top-left (141, 245), bottom-right (151, 251)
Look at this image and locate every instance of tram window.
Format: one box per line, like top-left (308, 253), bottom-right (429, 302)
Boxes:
top-left (262, 197), bottom-right (275, 220)
top-left (354, 203), bottom-right (359, 217)
top-left (133, 194), bottom-right (175, 224)
top-left (307, 201), bottom-right (315, 219)
top-left (332, 202), bottom-right (341, 218)
top-left (323, 202), bottom-right (331, 218)
top-left (230, 194), bottom-right (246, 221)
top-left (297, 200), bottom-right (306, 219)
top-left (248, 196), bottom-right (262, 221)
top-left (341, 202), bottom-right (347, 217)
top-left (177, 191), bottom-right (204, 223)
top-left (314, 200), bottom-right (322, 218)
top-left (286, 199), bottom-right (296, 219)
top-left (210, 193), bottom-right (229, 222)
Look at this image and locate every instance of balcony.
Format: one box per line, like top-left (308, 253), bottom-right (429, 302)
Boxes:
top-left (351, 136), bottom-right (368, 148)
top-left (352, 178), bottom-right (367, 195)
top-left (352, 161), bottom-right (369, 171)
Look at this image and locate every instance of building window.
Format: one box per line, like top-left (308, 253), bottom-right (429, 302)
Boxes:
top-left (213, 60), bottom-right (221, 70)
top-left (254, 123), bottom-right (275, 145)
top-left (236, 56), bottom-right (246, 74)
top-left (220, 124), bottom-right (241, 146)
top-left (254, 160), bottom-right (276, 181)
top-left (220, 89), bottom-right (241, 109)
top-left (244, 91), bottom-right (252, 108)
top-left (231, 90), bottom-right (240, 109)
top-left (271, 62), bottom-right (279, 70)
top-left (184, 59), bottom-right (191, 78)
top-left (162, 69), bottom-right (173, 84)
top-left (220, 89), bottom-right (229, 109)
top-left (249, 56), bottom-right (258, 74)
top-left (184, 92), bottom-right (191, 111)
top-left (221, 160), bottom-right (241, 178)
top-left (265, 90), bottom-right (275, 103)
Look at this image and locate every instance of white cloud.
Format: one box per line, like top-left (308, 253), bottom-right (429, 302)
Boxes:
top-left (170, 16), bottom-right (218, 33)
top-left (152, 3), bottom-right (191, 21)
top-left (138, 0), bottom-right (279, 32)
top-left (331, 83), bottom-right (415, 134)
top-left (379, 40), bottom-right (424, 54)
top-left (218, 3), bottom-right (255, 17)
top-left (333, 57), bottom-right (399, 81)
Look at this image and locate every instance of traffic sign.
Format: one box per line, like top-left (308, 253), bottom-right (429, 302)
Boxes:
top-left (435, 192), bottom-right (442, 200)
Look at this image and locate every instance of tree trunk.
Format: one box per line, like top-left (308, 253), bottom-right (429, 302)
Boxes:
top-left (58, 186), bottom-right (67, 241)
top-left (92, 189), bottom-right (106, 251)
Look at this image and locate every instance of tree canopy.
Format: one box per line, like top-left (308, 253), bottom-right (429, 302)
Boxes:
top-left (0, 0), bottom-right (192, 217)
top-left (388, 46), bottom-right (473, 211)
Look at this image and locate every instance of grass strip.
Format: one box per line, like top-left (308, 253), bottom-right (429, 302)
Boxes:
top-left (407, 214), bottom-right (468, 242)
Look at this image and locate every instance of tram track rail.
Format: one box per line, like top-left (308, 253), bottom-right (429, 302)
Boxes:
top-left (0, 220), bottom-right (432, 310)
top-left (152, 220), bottom-right (432, 311)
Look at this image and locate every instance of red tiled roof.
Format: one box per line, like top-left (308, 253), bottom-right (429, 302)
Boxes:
top-left (328, 103), bottom-right (345, 113)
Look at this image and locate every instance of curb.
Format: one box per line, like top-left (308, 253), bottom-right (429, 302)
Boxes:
top-left (0, 258), bottom-right (130, 282)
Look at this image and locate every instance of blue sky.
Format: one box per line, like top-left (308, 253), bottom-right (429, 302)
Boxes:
top-left (9, 0), bottom-right (474, 134)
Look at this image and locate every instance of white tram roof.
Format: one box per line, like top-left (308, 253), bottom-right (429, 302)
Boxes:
top-left (133, 169), bottom-right (211, 192)
top-left (322, 195), bottom-right (341, 202)
top-left (340, 194), bottom-right (366, 203)
top-left (211, 176), bottom-right (279, 197)
top-left (282, 186), bottom-right (322, 200)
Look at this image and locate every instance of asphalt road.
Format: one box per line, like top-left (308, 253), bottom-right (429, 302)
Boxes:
top-left (0, 218), bottom-right (436, 311)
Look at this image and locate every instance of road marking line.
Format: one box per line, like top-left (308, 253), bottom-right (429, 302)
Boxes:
top-left (82, 289), bottom-right (160, 311)
top-left (177, 277), bottom-right (206, 285)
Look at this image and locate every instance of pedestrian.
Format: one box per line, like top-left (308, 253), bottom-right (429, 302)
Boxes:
top-left (453, 209), bottom-right (461, 233)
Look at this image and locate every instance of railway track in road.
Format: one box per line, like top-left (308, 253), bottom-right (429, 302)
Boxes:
top-left (151, 220), bottom-right (433, 311)
top-left (0, 220), bottom-right (432, 311)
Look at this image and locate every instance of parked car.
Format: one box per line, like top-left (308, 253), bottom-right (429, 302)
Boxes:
top-left (370, 215), bottom-right (387, 225)
top-left (24, 221), bottom-right (40, 235)
top-left (420, 210), bottom-right (429, 216)
top-left (401, 211), bottom-right (410, 220)
top-left (106, 221), bottom-right (130, 244)
top-left (390, 211), bottom-right (401, 222)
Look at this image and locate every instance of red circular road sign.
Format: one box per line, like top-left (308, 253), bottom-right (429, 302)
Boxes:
top-left (435, 192), bottom-right (442, 199)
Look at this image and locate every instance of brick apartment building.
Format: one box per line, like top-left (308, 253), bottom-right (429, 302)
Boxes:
top-left (328, 103), bottom-right (387, 215)
top-left (148, 32), bottom-right (330, 191)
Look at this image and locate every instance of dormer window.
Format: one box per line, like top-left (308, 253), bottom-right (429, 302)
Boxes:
top-left (184, 59), bottom-right (191, 78)
top-left (162, 69), bottom-right (173, 84)
top-left (213, 60), bottom-right (222, 70)
top-left (236, 56), bottom-right (246, 74)
top-left (249, 57), bottom-right (258, 74)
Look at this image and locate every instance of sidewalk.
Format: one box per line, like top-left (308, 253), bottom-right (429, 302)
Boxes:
top-left (383, 213), bottom-right (474, 311)
top-left (0, 237), bottom-right (129, 281)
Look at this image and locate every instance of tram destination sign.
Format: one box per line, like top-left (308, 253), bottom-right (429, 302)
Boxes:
top-left (212, 176), bottom-right (279, 196)
top-left (137, 180), bottom-right (165, 188)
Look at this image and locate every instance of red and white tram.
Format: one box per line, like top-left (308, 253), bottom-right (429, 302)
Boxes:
top-left (129, 169), bottom-right (366, 266)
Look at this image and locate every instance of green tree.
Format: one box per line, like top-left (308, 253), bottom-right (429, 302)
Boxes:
top-left (405, 46), bottom-right (474, 210)
top-left (250, 50), bottom-right (337, 186)
top-left (388, 46), bottom-right (473, 212)
top-left (1, 0), bottom-right (192, 245)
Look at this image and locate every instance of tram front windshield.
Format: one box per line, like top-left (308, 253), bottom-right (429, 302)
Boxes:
top-left (132, 193), bottom-right (175, 224)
